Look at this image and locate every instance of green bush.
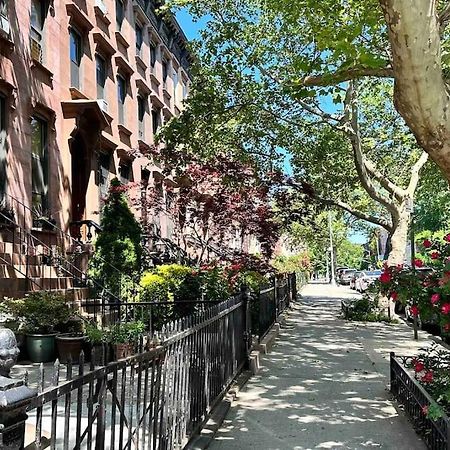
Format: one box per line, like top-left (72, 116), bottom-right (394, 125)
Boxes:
top-left (108, 321), bottom-right (145, 345)
top-left (342, 294), bottom-right (396, 323)
top-left (89, 178), bottom-right (142, 301)
top-left (6, 292), bottom-right (73, 334)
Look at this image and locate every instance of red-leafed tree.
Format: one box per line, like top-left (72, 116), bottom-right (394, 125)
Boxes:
top-left (140, 148), bottom-right (281, 264)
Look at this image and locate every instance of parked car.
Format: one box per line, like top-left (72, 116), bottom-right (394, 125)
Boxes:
top-left (336, 267), bottom-right (348, 280)
top-left (355, 270), bottom-right (382, 292)
top-left (349, 271), bottom-right (363, 290)
top-left (339, 269), bottom-right (357, 285)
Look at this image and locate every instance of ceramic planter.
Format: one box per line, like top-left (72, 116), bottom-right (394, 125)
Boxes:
top-left (26, 333), bottom-right (57, 363)
top-left (56, 334), bottom-right (86, 364)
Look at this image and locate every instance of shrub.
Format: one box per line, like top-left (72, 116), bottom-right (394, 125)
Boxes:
top-left (89, 178), bottom-right (142, 301)
top-left (108, 321), bottom-right (145, 345)
top-left (6, 292), bottom-right (73, 334)
top-left (342, 293), bottom-right (395, 323)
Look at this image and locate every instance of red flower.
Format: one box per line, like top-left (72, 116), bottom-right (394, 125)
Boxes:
top-left (421, 370), bottom-right (434, 383)
top-left (445, 234), bottom-right (450, 242)
top-left (414, 259), bottom-right (424, 268)
top-left (410, 305), bottom-right (420, 317)
top-left (423, 239), bottom-right (432, 248)
top-left (379, 272), bottom-right (391, 284)
top-left (442, 303), bottom-right (450, 315)
top-left (444, 323), bottom-right (450, 333)
top-left (390, 291), bottom-right (398, 302)
top-left (414, 361), bottom-right (425, 372)
top-left (431, 251), bottom-right (440, 260)
top-left (422, 405), bottom-right (429, 415)
top-left (230, 263), bottom-right (243, 272)
top-left (431, 293), bottom-right (440, 305)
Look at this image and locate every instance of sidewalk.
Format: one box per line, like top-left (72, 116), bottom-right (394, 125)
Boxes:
top-left (208, 282), bottom-right (430, 450)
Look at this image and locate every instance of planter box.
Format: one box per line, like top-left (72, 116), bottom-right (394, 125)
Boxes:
top-left (390, 352), bottom-right (450, 449)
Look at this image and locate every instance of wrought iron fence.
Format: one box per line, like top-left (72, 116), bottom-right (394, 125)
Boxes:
top-left (23, 295), bottom-right (247, 450)
top-left (390, 352), bottom-right (450, 449)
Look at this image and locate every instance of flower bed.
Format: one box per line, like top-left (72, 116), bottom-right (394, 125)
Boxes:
top-left (390, 351), bottom-right (450, 449)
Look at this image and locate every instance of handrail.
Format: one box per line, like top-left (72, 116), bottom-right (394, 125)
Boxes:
top-left (2, 192), bottom-right (142, 300)
top-left (0, 209), bottom-right (122, 303)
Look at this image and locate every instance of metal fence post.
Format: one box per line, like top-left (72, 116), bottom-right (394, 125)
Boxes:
top-left (273, 277), bottom-right (278, 321)
top-left (0, 330), bottom-right (37, 450)
top-left (241, 285), bottom-right (252, 370)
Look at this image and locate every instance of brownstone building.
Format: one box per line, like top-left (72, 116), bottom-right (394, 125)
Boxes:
top-left (0, 0), bottom-right (191, 297)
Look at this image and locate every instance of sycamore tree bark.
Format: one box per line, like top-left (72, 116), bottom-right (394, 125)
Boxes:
top-left (378, 1), bottom-right (450, 179)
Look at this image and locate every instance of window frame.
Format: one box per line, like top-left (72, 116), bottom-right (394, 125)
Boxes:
top-left (69, 26), bottom-right (83, 89)
top-left (135, 22), bottom-right (143, 54)
top-left (0, 95), bottom-right (6, 199)
top-left (137, 94), bottom-right (146, 139)
top-left (30, 115), bottom-right (49, 213)
top-left (117, 74), bottom-right (127, 125)
top-left (115, 0), bottom-right (125, 31)
top-left (151, 108), bottom-right (160, 134)
top-left (96, 53), bottom-right (107, 100)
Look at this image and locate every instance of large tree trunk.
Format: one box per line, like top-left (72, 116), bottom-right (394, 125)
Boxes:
top-left (387, 206), bottom-right (411, 266)
top-left (379, 0), bottom-right (450, 180)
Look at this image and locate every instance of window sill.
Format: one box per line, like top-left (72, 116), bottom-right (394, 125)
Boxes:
top-left (66, 3), bottom-right (94, 32)
top-left (115, 54), bottom-right (134, 77)
top-left (135, 54), bottom-right (147, 71)
top-left (94, 5), bottom-right (111, 25)
top-left (69, 87), bottom-right (89, 100)
top-left (115, 31), bottom-right (130, 49)
top-left (118, 123), bottom-right (132, 137)
top-left (163, 86), bottom-right (172, 99)
top-left (149, 71), bottom-right (160, 86)
top-left (31, 58), bottom-right (54, 81)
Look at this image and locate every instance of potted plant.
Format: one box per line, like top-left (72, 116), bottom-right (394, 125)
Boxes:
top-left (85, 322), bottom-right (109, 366)
top-left (109, 321), bottom-right (145, 360)
top-left (55, 318), bottom-right (85, 364)
top-left (6, 292), bottom-right (73, 363)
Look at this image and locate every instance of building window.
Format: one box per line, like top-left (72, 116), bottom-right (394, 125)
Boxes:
top-left (173, 70), bottom-right (178, 102)
top-left (115, 0), bottom-right (124, 31)
top-left (138, 95), bottom-right (145, 139)
top-left (135, 23), bottom-right (143, 55)
top-left (119, 163), bottom-right (131, 184)
top-left (0, 96), bottom-right (6, 199)
top-left (30, 0), bottom-right (45, 62)
top-left (0, 0), bottom-right (9, 33)
top-left (151, 108), bottom-right (160, 134)
top-left (70, 28), bottom-right (83, 89)
top-left (117, 74), bottom-right (126, 124)
top-left (0, 0), bottom-right (6, 17)
top-left (150, 42), bottom-right (156, 71)
top-left (98, 153), bottom-right (110, 212)
top-left (182, 81), bottom-right (188, 99)
top-left (162, 60), bottom-right (168, 87)
top-left (96, 54), bottom-right (107, 100)
top-left (31, 116), bottom-right (48, 212)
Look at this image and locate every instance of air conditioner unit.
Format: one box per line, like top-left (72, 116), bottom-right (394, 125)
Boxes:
top-left (97, 99), bottom-right (108, 112)
top-left (0, 16), bottom-right (10, 35)
top-left (95, 0), bottom-right (108, 15)
top-left (30, 37), bottom-right (42, 63)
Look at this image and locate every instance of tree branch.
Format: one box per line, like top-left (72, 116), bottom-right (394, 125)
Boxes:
top-left (346, 82), bottom-right (398, 216)
top-left (302, 67), bottom-right (394, 87)
top-left (407, 151), bottom-right (429, 195)
top-left (286, 179), bottom-right (393, 232)
top-left (363, 159), bottom-right (406, 200)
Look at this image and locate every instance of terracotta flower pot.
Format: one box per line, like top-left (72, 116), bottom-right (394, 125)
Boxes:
top-left (56, 334), bottom-right (86, 364)
top-left (114, 343), bottom-right (135, 360)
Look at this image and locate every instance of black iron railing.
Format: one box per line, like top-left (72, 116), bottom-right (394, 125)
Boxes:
top-left (390, 353), bottom-right (450, 449)
top-left (24, 294), bottom-right (247, 449)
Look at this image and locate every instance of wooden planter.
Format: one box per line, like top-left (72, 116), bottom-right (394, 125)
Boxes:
top-left (390, 352), bottom-right (450, 449)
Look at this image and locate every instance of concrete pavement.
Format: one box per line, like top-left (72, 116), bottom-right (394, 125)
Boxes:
top-left (208, 282), bottom-right (430, 450)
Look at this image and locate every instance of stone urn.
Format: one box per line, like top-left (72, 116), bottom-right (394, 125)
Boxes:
top-left (0, 328), bottom-right (20, 377)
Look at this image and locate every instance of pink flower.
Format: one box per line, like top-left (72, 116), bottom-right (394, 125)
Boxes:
top-left (422, 405), bottom-right (429, 415)
top-left (423, 239), bottom-right (432, 248)
top-left (431, 251), bottom-right (440, 260)
top-left (379, 272), bottom-right (391, 284)
top-left (414, 361), bottom-right (425, 372)
top-left (410, 305), bottom-right (420, 317)
top-left (414, 259), bottom-right (424, 268)
top-left (431, 293), bottom-right (440, 305)
top-left (390, 292), bottom-right (398, 302)
top-left (421, 370), bottom-right (434, 383)
top-left (442, 303), bottom-right (450, 315)
top-left (444, 323), bottom-right (450, 333)
top-left (445, 234), bottom-right (450, 242)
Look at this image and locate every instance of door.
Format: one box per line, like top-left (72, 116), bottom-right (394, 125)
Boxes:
top-left (71, 134), bottom-right (89, 223)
